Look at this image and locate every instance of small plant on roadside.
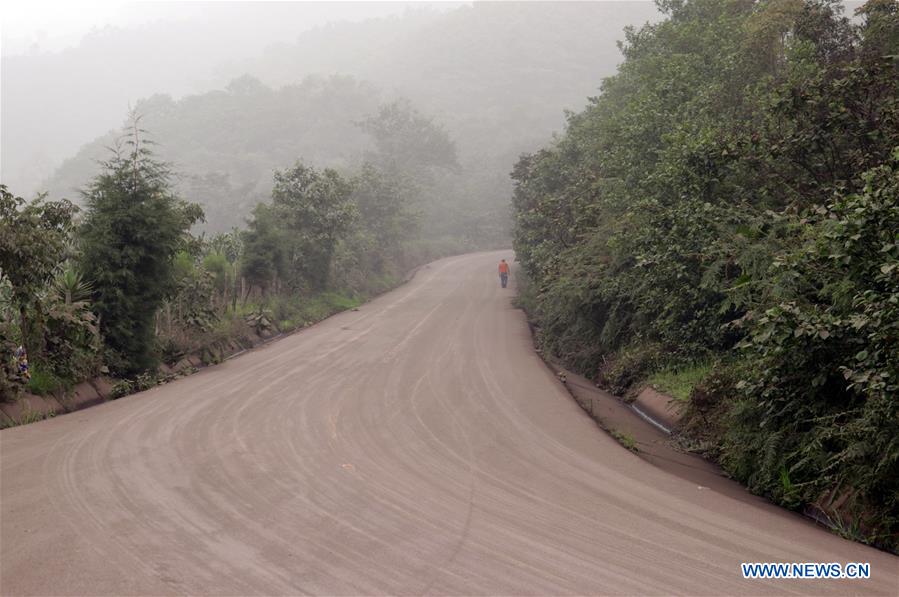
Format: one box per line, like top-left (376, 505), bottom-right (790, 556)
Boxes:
top-left (245, 308), bottom-right (275, 333)
top-left (597, 343), bottom-right (665, 396)
top-left (19, 408), bottom-right (54, 425)
top-left (610, 429), bottom-right (639, 453)
top-left (109, 379), bottom-right (134, 399)
top-left (646, 361), bottom-right (712, 402)
top-left (26, 363), bottom-right (68, 396)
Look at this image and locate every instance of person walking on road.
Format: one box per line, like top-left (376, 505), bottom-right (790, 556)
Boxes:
top-left (498, 259), bottom-right (510, 288)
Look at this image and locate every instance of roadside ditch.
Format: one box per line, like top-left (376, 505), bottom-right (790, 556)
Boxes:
top-left (530, 333), bottom-right (895, 552)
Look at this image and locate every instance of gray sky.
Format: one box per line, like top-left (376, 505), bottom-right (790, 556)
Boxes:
top-left (1, 1), bottom-right (658, 199)
top-left (0, 1), bottom-right (468, 194)
top-left (1, 1), bottom-right (463, 56)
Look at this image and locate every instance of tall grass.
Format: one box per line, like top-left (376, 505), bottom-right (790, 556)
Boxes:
top-left (646, 362), bottom-right (712, 402)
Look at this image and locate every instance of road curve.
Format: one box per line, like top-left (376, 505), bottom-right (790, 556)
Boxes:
top-left (1, 251), bottom-right (896, 596)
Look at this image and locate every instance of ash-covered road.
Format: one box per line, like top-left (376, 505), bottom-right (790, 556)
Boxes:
top-left (2, 251), bottom-right (896, 595)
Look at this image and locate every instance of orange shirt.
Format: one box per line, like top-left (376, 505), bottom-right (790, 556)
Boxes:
top-left (498, 261), bottom-right (509, 274)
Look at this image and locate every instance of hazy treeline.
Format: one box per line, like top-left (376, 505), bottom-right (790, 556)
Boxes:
top-left (512, 0), bottom-right (898, 549)
top-left (45, 76), bottom-right (382, 233)
top-left (241, 2), bottom-right (662, 160)
top-left (1, 2), bottom-right (449, 196)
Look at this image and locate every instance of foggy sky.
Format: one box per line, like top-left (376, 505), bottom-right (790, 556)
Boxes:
top-left (0, 1), bottom-right (464, 194)
top-left (1, 1), bottom-right (659, 200)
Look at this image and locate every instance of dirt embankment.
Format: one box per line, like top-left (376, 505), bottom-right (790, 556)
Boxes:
top-left (546, 364), bottom-right (767, 505)
top-left (2, 267), bottom-right (425, 428)
top-left (1, 329), bottom-right (274, 427)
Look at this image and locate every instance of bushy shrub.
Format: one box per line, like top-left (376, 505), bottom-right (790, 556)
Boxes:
top-left (724, 157), bottom-right (899, 546)
top-left (0, 330), bottom-right (25, 401)
top-left (597, 343), bottom-right (666, 397)
top-left (26, 363), bottom-right (68, 396)
top-left (39, 269), bottom-right (102, 385)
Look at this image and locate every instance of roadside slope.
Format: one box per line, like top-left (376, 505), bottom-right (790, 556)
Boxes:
top-left (1, 251), bottom-right (896, 595)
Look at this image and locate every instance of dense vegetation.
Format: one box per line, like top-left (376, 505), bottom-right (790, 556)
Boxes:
top-left (512, 0), bottom-right (898, 549)
top-left (1, 98), bottom-right (451, 400)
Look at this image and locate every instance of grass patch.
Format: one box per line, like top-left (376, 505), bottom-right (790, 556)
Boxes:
top-left (260, 291), bottom-right (364, 332)
top-left (646, 361), bottom-right (712, 402)
top-left (26, 364), bottom-right (69, 396)
top-left (358, 274), bottom-right (399, 295)
top-left (19, 409), bottom-right (54, 425)
top-left (297, 292), bottom-right (362, 324)
top-left (323, 291), bottom-right (364, 310)
top-left (512, 270), bottom-right (537, 312)
top-left (610, 429), bottom-right (639, 452)
top-left (109, 372), bottom-right (159, 399)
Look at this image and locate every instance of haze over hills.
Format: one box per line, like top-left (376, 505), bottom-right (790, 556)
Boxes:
top-left (46, 75), bottom-right (386, 233)
top-left (1, 2), bottom-right (459, 196)
top-left (235, 2), bottom-right (662, 153)
top-left (8, 1), bottom-right (662, 240)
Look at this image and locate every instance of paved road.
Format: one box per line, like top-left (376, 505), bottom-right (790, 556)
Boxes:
top-left (2, 252), bottom-right (896, 595)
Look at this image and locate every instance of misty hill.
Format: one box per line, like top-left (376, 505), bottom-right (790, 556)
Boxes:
top-left (37, 2), bottom-right (662, 239)
top-left (46, 76), bottom-right (384, 232)
top-left (1, 17), bottom-right (267, 196)
top-left (0, 3), bottom-right (459, 197)
top-left (239, 2), bottom-right (662, 160)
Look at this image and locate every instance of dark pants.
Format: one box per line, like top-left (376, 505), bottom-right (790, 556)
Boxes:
top-left (500, 272), bottom-right (508, 288)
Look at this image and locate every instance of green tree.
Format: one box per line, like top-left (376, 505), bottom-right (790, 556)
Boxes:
top-left (78, 120), bottom-right (202, 373)
top-left (0, 185), bottom-right (77, 354)
top-left (360, 99), bottom-right (458, 175)
top-left (350, 163), bottom-right (419, 273)
top-left (510, 0), bottom-right (899, 549)
top-left (241, 204), bottom-right (285, 297)
top-left (359, 100), bottom-right (465, 251)
top-left (270, 162), bottom-right (356, 290)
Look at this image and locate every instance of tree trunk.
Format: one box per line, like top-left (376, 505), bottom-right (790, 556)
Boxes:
top-left (19, 304), bottom-right (29, 354)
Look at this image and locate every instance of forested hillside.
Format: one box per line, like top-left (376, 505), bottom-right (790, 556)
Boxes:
top-left (4, 2), bottom-right (664, 417)
top-left (511, 0), bottom-right (898, 550)
top-left (236, 2), bottom-right (663, 239)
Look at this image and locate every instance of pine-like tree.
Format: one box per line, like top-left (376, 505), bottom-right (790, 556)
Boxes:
top-left (78, 116), bottom-right (202, 373)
